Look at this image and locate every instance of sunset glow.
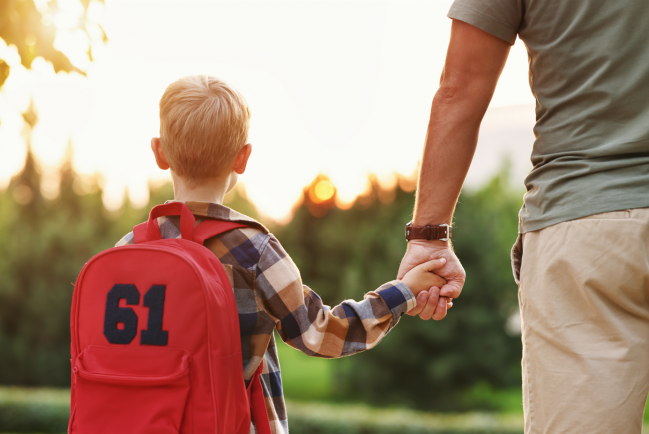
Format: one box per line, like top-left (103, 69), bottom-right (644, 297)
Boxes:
top-left (0, 0), bottom-right (536, 221)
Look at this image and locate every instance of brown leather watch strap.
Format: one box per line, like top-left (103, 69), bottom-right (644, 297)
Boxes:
top-left (405, 222), bottom-right (451, 241)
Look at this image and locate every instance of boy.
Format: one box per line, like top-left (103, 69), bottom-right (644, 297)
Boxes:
top-left (116, 75), bottom-right (446, 434)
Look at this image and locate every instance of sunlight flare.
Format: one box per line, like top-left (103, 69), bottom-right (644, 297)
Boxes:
top-left (312, 180), bottom-right (335, 203)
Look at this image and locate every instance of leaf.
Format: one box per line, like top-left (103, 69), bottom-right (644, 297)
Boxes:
top-left (0, 0), bottom-right (105, 74)
top-left (0, 60), bottom-right (9, 89)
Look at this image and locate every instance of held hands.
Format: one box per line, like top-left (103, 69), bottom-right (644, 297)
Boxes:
top-left (398, 239), bottom-right (466, 321)
top-left (401, 257), bottom-right (448, 304)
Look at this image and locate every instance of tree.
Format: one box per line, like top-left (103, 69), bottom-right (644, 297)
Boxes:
top-left (275, 169), bottom-right (524, 411)
top-left (0, 141), bottom-right (525, 412)
top-left (0, 99), bottom-right (125, 385)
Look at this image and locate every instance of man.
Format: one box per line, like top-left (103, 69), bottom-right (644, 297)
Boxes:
top-left (400, 1), bottom-right (649, 432)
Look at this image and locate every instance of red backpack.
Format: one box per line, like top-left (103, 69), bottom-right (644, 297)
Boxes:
top-left (69, 202), bottom-right (271, 434)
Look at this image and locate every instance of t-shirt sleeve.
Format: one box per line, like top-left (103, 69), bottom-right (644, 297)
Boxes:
top-left (447, 0), bottom-right (524, 45)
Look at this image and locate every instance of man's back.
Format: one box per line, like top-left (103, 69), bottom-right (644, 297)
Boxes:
top-left (449, 0), bottom-right (649, 232)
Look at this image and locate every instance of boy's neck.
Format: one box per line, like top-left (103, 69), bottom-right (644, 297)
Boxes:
top-left (171, 172), bottom-right (233, 205)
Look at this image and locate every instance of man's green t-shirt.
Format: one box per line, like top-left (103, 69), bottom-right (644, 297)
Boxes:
top-left (448, 0), bottom-right (649, 233)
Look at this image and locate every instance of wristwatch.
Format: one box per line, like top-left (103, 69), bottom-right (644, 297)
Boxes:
top-left (405, 221), bottom-right (451, 241)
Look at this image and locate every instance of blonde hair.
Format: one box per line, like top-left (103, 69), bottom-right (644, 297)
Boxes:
top-left (159, 75), bottom-right (251, 180)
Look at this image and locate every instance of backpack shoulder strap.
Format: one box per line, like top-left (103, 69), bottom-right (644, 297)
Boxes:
top-left (133, 222), bottom-right (148, 244)
top-left (193, 220), bottom-right (248, 246)
top-left (199, 218), bottom-right (271, 432)
top-left (248, 361), bottom-right (272, 434)
top-left (132, 218), bottom-right (246, 245)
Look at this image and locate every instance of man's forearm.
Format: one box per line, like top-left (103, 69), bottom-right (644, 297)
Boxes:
top-left (414, 90), bottom-right (485, 226)
top-left (414, 19), bottom-right (511, 227)
top-left (399, 20), bottom-right (511, 313)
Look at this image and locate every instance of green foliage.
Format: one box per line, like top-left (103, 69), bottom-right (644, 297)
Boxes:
top-left (286, 401), bottom-right (523, 434)
top-left (273, 178), bottom-right (415, 305)
top-left (0, 150), bottom-right (249, 388)
top-left (0, 150), bottom-right (523, 412)
top-left (276, 332), bottom-right (334, 401)
top-left (0, 153), bottom-right (151, 386)
top-left (275, 171), bottom-right (524, 411)
top-left (2, 386), bottom-right (649, 433)
top-left (0, 387), bottom-right (69, 433)
top-left (0, 386), bottom-right (525, 434)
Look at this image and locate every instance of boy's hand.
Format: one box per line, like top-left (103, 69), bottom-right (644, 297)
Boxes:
top-left (401, 258), bottom-right (447, 298)
top-left (399, 240), bottom-right (465, 320)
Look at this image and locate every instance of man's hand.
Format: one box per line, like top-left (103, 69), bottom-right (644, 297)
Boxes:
top-left (398, 239), bottom-right (466, 320)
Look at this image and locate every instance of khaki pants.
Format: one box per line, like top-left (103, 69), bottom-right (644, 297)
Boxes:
top-left (512, 208), bottom-right (649, 434)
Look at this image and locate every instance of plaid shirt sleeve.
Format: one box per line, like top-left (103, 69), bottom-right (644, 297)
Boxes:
top-left (256, 234), bottom-right (417, 358)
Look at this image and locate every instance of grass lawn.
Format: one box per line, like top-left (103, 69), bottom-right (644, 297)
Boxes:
top-left (1, 341), bottom-right (648, 433)
top-left (276, 335), bottom-right (525, 413)
top-left (0, 386), bottom-right (527, 434)
top-left (1, 385), bottom-right (649, 434)
top-left (276, 335), bottom-right (649, 423)
top-left (275, 333), bottom-right (336, 401)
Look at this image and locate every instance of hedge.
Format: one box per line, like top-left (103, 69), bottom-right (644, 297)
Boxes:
top-left (286, 401), bottom-right (522, 434)
top-left (0, 387), bottom-right (525, 434)
top-left (0, 388), bottom-right (69, 433)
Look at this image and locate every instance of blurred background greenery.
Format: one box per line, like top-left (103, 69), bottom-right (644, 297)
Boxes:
top-left (0, 139), bottom-right (527, 432)
top-left (0, 133), bottom-right (524, 403)
top-left (273, 166), bottom-right (523, 412)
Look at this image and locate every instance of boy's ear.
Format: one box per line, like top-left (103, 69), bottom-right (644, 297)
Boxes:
top-left (233, 144), bottom-right (252, 175)
top-left (151, 138), bottom-right (170, 170)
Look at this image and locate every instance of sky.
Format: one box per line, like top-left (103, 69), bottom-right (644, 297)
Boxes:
top-left (0, 0), bottom-right (536, 221)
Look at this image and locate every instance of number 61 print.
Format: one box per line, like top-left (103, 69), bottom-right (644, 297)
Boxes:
top-left (103, 284), bottom-right (168, 346)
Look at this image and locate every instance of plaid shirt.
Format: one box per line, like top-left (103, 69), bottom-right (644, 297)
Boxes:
top-left (116, 201), bottom-right (416, 434)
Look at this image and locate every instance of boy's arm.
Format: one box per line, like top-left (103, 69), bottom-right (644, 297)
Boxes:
top-left (256, 235), bottom-right (442, 358)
